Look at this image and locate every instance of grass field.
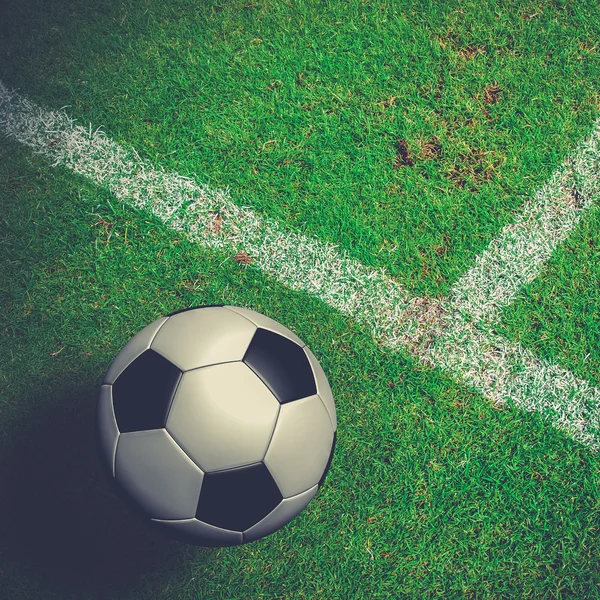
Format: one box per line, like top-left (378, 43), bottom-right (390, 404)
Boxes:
top-left (1, 0), bottom-right (600, 597)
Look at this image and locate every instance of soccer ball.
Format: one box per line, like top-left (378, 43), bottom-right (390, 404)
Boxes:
top-left (96, 305), bottom-right (337, 546)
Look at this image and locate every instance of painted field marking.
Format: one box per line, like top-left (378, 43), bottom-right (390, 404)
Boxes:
top-left (449, 131), bottom-right (600, 325)
top-left (1, 80), bottom-right (599, 449)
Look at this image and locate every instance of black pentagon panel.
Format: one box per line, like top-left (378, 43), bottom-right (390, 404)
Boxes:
top-left (167, 304), bottom-right (224, 317)
top-left (112, 349), bottom-right (182, 433)
top-left (318, 430), bottom-right (337, 488)
top-left (243, 328), bottom-right (317, 404)
top-left (196, 463), bottom-right (282, 532)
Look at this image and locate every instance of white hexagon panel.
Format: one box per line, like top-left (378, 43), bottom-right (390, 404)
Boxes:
top-left (96, 304), bottom-right (337, 547)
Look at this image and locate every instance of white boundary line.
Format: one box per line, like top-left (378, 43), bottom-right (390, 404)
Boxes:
top-left (449, 121), bottom-right (600, 325)
top-left (1, 80), bottom-right (599, 449)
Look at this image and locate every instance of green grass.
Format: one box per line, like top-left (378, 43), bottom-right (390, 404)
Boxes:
top-left (1, 0), bottom-right (600, 598)
top-left (3, 0), bottom-right (600, 299)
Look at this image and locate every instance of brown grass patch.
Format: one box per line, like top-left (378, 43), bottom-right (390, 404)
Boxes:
top-left (208, 212), bottom-right (223, 234)
top-left (376, 96), bottom-right (396, 109)
top-left (457, 45), bottom-right (484, 60)
top-left (394, 139), bottom-right (414, 167)
top-left (446, 146), bottom-right (505, 189)
top-left (484, 85), bottom-right (502, 105)
top-left (418, 137), bottom-right (442, 160)
top-left (234, 251), bottom-right (253, 265)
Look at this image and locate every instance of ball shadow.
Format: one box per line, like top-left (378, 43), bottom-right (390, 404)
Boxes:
top-left (0, 374), bottom-right (214, 598)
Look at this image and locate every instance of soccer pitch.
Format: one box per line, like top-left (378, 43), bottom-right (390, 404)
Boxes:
top-left (1, 0), bottom-right (600, 598)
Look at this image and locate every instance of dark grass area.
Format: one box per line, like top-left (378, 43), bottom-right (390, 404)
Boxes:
top-left (0, 376), bottom-right (201, 600)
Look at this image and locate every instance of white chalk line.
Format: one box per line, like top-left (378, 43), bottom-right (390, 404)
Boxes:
top-left (449, 121), bottom-right (600, 325)
top-left (1, 80), bottom-right (599, 449)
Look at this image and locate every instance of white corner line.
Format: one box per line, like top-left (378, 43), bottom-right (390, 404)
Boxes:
top-left (1, 80), bottom-right (598, 450)
top-left (449, 118), bottom-right (600, 325)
